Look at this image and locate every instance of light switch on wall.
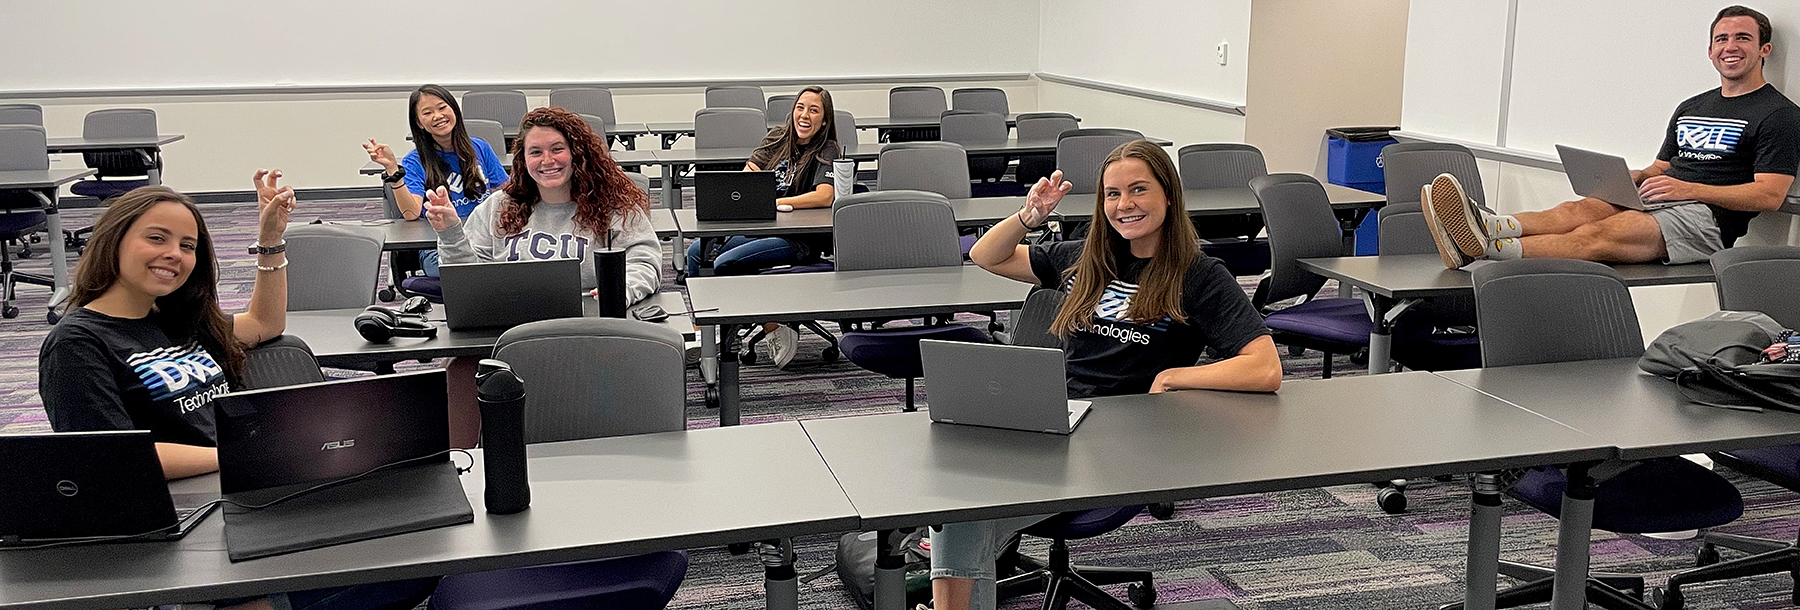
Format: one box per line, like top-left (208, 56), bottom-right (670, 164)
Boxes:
top-left (1217, 41), bottom-right (1229, 65)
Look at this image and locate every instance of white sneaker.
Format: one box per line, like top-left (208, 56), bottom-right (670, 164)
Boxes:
top-left (769, 325), bottom-right (800, 369)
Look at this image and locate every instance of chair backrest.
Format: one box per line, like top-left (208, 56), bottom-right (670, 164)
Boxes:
top-left (240, 335), bottom-right (326, 390)
top-left (0, 104), bottom-right (43, 127)
top-left (939, 110), bottom-right (1008, 145)
top-left (548, 88), bottom-right (615, 126)
top-left (1056, 128), bottom-right (1142, 194)
top-left (832, 190), bottom-right (962, 271)
top-left (625, 171), bottom-right (652, 203)
top-left (1376, 202), bottom-right (1434, 256)
top-left (1250, 174), bottom-right (1341, 303)
top-left (493, 318), bottom-right (687, 443)
top-left (0, 125), bottom-right (49, 172)
top-left (1381, 142), bottom-right (1488, 209)
top-left (1015, 112), bottom-right (1079, 143)
top-left (950, 88), bottom-right (1009, 115)
top-left (704, 85), bottom-right (765, 110)
top-left (835, 109), bottom-right (857, 147)
top-left (1472, 258), bottom-right (1644, 367)
top-left (765, 94), bottom-right (797, 125)
top-left (82, 108), bottom-right (157, 139)
top-left (694, 107), bottom-right (770, 150)
top-left (577, 114), bottom-right (609, 142)
top-left (1711, 245), bottom-right (1800, 329)
top-left (876, 141), bottom-right (970, 199)
top-left (1177, 143), bottom-right (1268, 189)
top-left (461, 90), bottom-right (528, 130)
top-left (464, 118), bottom-right (508, 154)
top-left (888, 86), bottom-right (948, 120)
top-left (284, 223), bottom-right (384, 311)
top-left (1008, 289), bottom-right (1068, 349)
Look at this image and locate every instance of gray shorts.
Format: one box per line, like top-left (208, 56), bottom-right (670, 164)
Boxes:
top-left (1647, 202), bottom-right (1722, 265)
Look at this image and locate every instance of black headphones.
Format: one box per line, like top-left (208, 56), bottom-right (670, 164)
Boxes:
top-left (354, 296), bottom-right (438, 342)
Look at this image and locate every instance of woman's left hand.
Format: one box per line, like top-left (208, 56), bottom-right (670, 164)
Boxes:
top-left (254, 169), bottom-right (295, 243)
top-left (1149, 370), bottom-right (1175, 394)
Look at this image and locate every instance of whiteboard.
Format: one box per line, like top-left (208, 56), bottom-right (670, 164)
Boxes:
top-left (1, 0), bottom-right (1039, 92)
top-left (1037, 0), bottom-right (1251, 105)
top-left (1398, 0), bottom-right (1511, 145)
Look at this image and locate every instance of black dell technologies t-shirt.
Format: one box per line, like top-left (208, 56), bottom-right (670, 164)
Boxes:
top-left (1655, 84), bottom-right (1800, 245)
top-left (39, 308), bottom-right (231, 447)
top-left (1029, 240), bottom-right (1271, 399)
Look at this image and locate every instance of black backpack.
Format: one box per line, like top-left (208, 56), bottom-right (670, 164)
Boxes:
top-left (1639, 311), bottom-right (1800, 412)
top-left (832, 530), bottom-right (933, 610)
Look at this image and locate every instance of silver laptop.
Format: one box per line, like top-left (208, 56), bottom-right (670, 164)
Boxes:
top-left (1555, 144), bottom-right (1660, 210)
top-left (920, 340), bottom-right (1092, 435)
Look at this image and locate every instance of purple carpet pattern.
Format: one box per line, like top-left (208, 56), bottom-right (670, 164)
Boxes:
top-left (0, 195), bottom-right (1792, 609)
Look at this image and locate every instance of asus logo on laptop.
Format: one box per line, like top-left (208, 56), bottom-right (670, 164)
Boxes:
top-left (321, 439), bottom-right (356, 450)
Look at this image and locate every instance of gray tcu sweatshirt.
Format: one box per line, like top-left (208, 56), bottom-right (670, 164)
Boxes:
top-left (435, 191), bottom-right (662, 305)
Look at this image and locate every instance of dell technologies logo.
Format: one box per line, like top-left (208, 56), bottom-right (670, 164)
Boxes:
top-left (321, 439), bottom-right (356, 451)
top-left (730, 190), bottom-right (743, 201)
top-left (55, 480), bottom-right (79, 497)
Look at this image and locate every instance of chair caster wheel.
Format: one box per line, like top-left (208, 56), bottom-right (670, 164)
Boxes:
top-left (728, 542), bottom-right (751, 555)
top-left (705, 386), bottom-right (720, 409)
top-left (1651, 585), bottom-right (1683, 610)
top-left (741, 350), bottom-right (758, 366)
top-left (17, 246), bottom-right (30, 259)
top-left (1287, 345), bottom-right (1305, 357)
top-left (988, 321), bottom-right (1004, 333)
top-left (378, 288), bottom-right (397, 302)
top-left (1127, 582), bottom-right (1156, 608)
top-left (1, 304), bottom-right (17, 319)
top-left (821, 346), bottom-right (840, 363)
top-left (1350, 348), bottom-right (1369, 366)
top-left (46, 310), bottom-right (59, 325)
top-left (1376, 487), bottom-right (1407, 514)
top-left (1148, 502), bottom-right (1175, 520)
top-left (1695, 542), bottom-right (1720, 566)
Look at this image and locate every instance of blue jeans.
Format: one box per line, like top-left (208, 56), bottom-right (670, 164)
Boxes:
top-left (420, 249), bottom-right (442, 277)
top-left (686, 236), bottom-right (800, 277)
top-left (205, 577), bottom-right (439, 610)
top-left (929, 515), bottom-right (1054, 610)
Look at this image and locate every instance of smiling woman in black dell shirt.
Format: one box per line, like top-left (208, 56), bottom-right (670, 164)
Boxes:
top-left (39, 175), bottom-right (294, 481)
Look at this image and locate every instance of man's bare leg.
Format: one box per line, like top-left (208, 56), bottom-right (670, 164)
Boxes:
top-left (1518, 210), bottom-right (1666, 263)
top-left (1511, 197), bottom-right (1628, 236)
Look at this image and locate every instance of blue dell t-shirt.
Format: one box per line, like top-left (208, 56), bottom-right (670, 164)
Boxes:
top-left (401, 138), bottom-right (510, 217)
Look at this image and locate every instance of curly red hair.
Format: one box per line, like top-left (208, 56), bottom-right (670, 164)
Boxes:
top-left (497, 106), bottom-right (648, 238)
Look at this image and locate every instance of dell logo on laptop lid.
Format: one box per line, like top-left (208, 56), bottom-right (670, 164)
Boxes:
top-left (55, 480), bottom-right (78, 497)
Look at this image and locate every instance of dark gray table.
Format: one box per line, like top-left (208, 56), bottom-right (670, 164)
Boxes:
top-left (1437, 358), bottom-right (1800, 609)
top-left (801, 372), bottom-right (1613, 610)
top-left (686, 266), bottom-right (1033, 426)
top-left (0, 168), bottom-right (98, 323)
top-left (45, 134), bottom-right (183, 185)
top-left (285, 291), bottom-right (695, 371)
top-left (0, 422), bottom-right (857, 610)
top-left (1297, 254), bottom-right (1716, 374)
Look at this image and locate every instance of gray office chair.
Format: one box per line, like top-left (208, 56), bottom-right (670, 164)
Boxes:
top-left (624, 171), bottom-right (653, 205)
top-left (0, 104), bottom-right (42, 126)
top-left (0, 125), bottom-right (52, 320)
top-left (940, 110), bottom-right (1010, 183)
top-left (875, 142), bottom-right (970, 199)
top-left (1251, 173), bottom-right (1370, 378)
top-left (284, 223), bottom-right (385, 312)
top-left (241, 335), bottom-right (326, 390)
top-left (887, 86), bottom-right (948, 142)
top-left (765, 94), bottom-right (796, 125)
top-left (1178, 143), bottom-right (1270, 276)
top-left (461, 90), bottom-right (528, 134)
top-left (835, 109), bottom-right (858, 148)
top-left (68, 108), bottom-right (161, 210)
top-left (951, 87), bottom-right (1009, 115)
top-left (1383, 142), bottom-right (1491, 212)
top-left (1056, 128), bottom-right (1142, 194)
top-left (1015, 112), bottom-right (1081, 186)
top-left (1472, 258), bottom-right (1643, 367)
top-left (492, 317), bottom-right (687, 443)
top-left (548, 88), bottom-right (616, 126)
top-left (1000, 288), bottom-right (1067, 349)
top-left (464, 118), bottom-right (508, 156)
top-left (704, 85), bottom-right (765, 110)
top-left (578, 114), bottom-right (609, 142)
top-left (694, 107), bottom-right (770, 150)
top-left (1711, 245), bottom-right (1800, 328)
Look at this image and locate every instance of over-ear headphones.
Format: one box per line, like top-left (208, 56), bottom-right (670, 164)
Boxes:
top-left (354, 297), bottom-right (439, 342)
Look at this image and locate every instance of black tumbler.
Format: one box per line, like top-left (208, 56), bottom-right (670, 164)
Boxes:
top-left (476, 359), bottom-right (530, 514)
top-left (594, 248), bottom-right (628, 318)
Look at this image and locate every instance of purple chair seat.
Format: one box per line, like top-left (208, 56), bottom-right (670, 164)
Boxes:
top-left (1262, 297), bottom-right (1370, 345)
top-left (429, 551), bottom-right (688, 610)
top-left (1510, 457), bottom-right (1743, 534)
top-left (399, 275), bottom-right (444, 303)
top-left (762, 260), bottom-right (835, 275)
top-left (958, 234), bottom-right (978, 260)
top-left (840, 324), bottom-right (990, 380)
top-left (1021, 505), bottom-right (1145, 540)
top-left (70, 178), bottom-right (150, 199)
top-left (1715, 443), bottom-right (1800, 493)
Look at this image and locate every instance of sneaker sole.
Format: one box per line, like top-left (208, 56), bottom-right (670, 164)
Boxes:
top-left (1428, 174), bottom-right (1488, 259)
top-left (1419, 183), bottom-right (1476, 269)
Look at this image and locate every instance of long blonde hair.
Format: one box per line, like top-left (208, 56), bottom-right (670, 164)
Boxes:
top-left (1049, 140), bottom-right (1200, 337)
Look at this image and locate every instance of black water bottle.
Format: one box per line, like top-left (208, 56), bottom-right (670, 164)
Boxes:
top-left (476, 359), bottom-right (530, 514)
top-left (594, 248), bottom-right (628, 318)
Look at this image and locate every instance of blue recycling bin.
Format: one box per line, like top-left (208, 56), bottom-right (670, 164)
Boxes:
top-left (1325, 127), bottom-right (1396, 255)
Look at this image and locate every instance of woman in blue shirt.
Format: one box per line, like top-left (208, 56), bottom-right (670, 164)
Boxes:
top-left (364, 84), bottom-right (510, 276)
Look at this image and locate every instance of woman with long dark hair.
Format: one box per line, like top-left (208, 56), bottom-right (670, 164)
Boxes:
top-left (685, 85), bottom-right (841, 367)
top-left (363, 84), bottom-right (510, 276)
top-left (935, 141), bottom-right (1283, 610)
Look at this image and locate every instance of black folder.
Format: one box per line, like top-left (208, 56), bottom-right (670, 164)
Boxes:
top-left (222, 461), bottom-right (473, 562)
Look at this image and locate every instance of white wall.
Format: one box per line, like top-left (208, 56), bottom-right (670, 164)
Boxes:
top-left (1038, 0), bottom-right (1252, 106)
top-left (3, 0), bottom-right (1040, 92)
top-left (1398, 0), bottom-right (1510, 145)
top-left (1035, 80), bottom-right (1246, 148)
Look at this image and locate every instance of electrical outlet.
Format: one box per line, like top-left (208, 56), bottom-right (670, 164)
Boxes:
top-left (1216, 41), bottom-right (1229, 65)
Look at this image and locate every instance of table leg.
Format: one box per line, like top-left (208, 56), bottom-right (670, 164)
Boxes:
top-left (35, 192), bottom-right (69, 317)
top-left (719, 323), bottom-right (741, 426)
top-left (663, 162), bottom-right (683, 210)
top-left (1550, 463), bottom-right (1597, 610)
top-left (1463, 473), bottom-right (1504, 610)
top-left (701, 324), bottom-right (719, 385)
top-left (760, 538), bottom-right (800, 610)
top-left (874, 529), bottom-right (908, 610)
top-left (1360, 294), bottom-right (1419, 375)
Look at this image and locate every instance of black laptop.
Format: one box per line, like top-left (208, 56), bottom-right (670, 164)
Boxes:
top-left (695, 171), bottom-right (778, 221)
top-left (0, 430), bottom-right (218, 545)
top-left (438, 258), bottom-right (584, 330)
top-left (214, 370), bottom-right (473, 561)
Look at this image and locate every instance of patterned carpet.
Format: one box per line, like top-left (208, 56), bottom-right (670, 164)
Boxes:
top-left (2, 195), bottom-right (1795, 609)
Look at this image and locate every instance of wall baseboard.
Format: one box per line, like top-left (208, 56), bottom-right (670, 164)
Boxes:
top-left (1033, 73), bottom-right (1245, 116)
